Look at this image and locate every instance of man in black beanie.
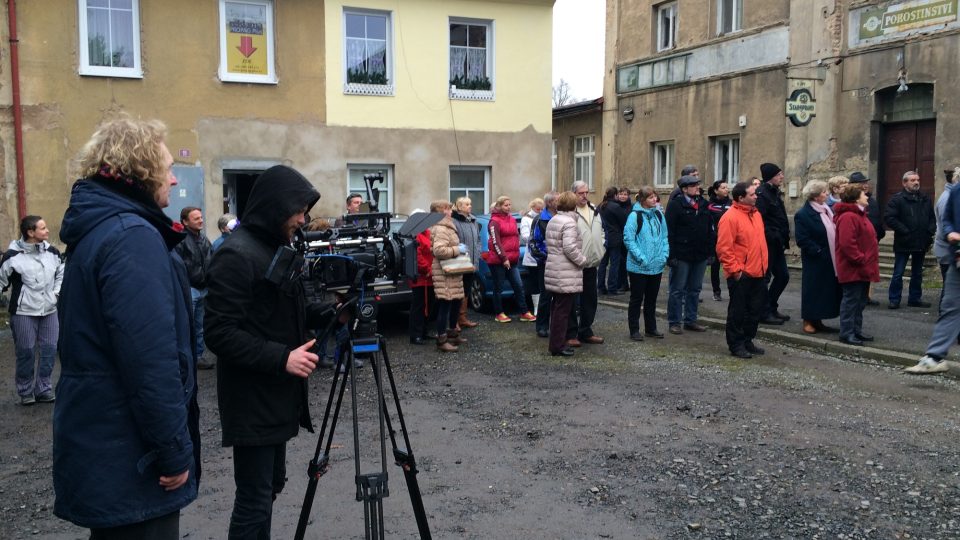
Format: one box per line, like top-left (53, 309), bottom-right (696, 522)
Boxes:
top-left (755, 163), bottom-right (791, 324)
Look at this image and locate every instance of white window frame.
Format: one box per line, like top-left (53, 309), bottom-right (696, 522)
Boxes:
top-left (551, 139), bottom-right (558, 191)
top-left (713, 135), bottom-right (740, 183)
top-left (656, 2), bottom-right (678, 52)
top-left (347, 164), bottom-right (394, 213)
top-left (652, 141), bottom-right (675, 188)
top-left (78, 0), bottom-right (142, 78)
top-left (218, 0), bottom-right (277, 84)
top-left (573, 135), bottom-right (596, 191)
top-left (343, 8), bottom-right (394, 96)
top-left (717, 0), bottom-right (743, 35)
top-left (449, 166), bottom-right (490, 211)
top-left (449, 17), bottom-right (495, 101)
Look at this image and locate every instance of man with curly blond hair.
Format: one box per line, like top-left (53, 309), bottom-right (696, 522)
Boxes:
top-left (54, 116), bottom-right (199, 538)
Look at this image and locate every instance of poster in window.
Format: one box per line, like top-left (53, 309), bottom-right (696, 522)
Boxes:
top-left (225, 2), bottom-right (269, 76)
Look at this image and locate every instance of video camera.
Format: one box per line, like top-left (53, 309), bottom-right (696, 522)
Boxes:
top-left (293, 173), bottom-right (443, 301)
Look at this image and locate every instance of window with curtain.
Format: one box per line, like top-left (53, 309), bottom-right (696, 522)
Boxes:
top-left (450, 167), bottom-right (489, 210)
top-left (347, 165), bottom-right (393, 213)
top-left (713, 136), bottom-right (740, 182)
top-left (653, 141), bottom-right (675, 188)
top-left (344, 10), bottom-right (391, 93)
top-left (574, 135), bottom-right (596, 190)
top-left (656, 2), bottom-right (677, 52)
top-left (78, 0), bottom-right (141, 77)
top-left (450, 18), bottom-right (493, 99)
top-left (717, 0), bottom-right (742, 35)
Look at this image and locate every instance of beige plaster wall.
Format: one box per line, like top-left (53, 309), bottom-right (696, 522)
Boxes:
top-left (610, 68), bottom-right (786, 190)
top-left (198, 119), bottom-right (552, 220)
top-left (0, 0), bottom-right (327, 242)
top-left (553, 112), bottom-right (603, 193)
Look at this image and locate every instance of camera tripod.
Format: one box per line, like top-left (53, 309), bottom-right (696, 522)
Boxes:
top-left (295, 300), bottom-right (431, 540)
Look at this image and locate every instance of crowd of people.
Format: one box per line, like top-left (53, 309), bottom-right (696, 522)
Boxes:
top-left (4, 114), bottom-right (957, 539)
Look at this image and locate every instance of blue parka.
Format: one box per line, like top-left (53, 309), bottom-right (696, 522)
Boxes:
top-left (624, 203), bottom-right (670, 275)
top-left (54, 177), bottom-right (199, 528)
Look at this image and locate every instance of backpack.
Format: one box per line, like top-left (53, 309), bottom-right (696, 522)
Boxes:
top-left (528, 215), bottom-right (548, 263)
top-left (632, 210), bottom-right (646, 240)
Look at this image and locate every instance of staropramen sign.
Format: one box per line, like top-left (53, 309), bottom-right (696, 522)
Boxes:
top-left (785, 88), bottom-right (816, 127)
top-left (860, 0), bottom-right (958, 40)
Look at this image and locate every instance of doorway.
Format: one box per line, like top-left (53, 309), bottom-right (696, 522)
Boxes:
top-left (877, 84), bottom-right (936, 207)
top-left (222, 169), bottom-right (263, 220)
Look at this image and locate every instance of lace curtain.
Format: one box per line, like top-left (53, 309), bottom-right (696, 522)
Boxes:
top-left (346, 38), bottom-right (386, 76)
top-left (450, 47), bottom-right (486, 81)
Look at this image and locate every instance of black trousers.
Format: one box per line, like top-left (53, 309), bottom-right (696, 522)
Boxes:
top-left (89, 511), bottom-right (179, 540)
top-left (408, 285), bottom-right (434, 340)
top-left (535, 263), bottom-right (551, 333)
top-left (627, 272), bottom-right (662, 334)
top-left (435, 298), bottom-right (461, 335)
top-left (549, 293), bottom-right (575, 353)
top-left (726, 276), bottom-right (766, 352)
top-left (229, 443), bottom-right (287, 540)
top-left (764, 249), bottom-right (790, 316)
top-left (569, 267), bottom-right (599, 339)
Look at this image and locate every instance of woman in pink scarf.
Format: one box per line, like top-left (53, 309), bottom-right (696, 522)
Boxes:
top-left (793, 180), bottom-right (842, 334)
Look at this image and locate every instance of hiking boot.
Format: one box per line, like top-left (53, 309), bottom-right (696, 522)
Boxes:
top-left (668, 324), bottom-right (683, 335)
top-left (19, 394), bottom-right (36, 406)
top-left (495, 313), bottom-right (512, 323)
top-left (904, 355), bottom-right (949, 374)
top-left (436, 334), bottom-right (459, 353)
top-left (35, 391), bottom-right (56, 403)
top-left (730, 348), bottom-right (752, 359)
top-left (745, 342), bottom-right (765, 355)
top-left (565, 338), bottom-right (582, 348)
top-left (683, 323), bottom-right (707, 332)
top-left (518, 312), bottom-right (537, 322)
top-left (630, 332), bottom-right (644, 342)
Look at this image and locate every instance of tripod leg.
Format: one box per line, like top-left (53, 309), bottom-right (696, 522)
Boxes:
top-left (295, 341), bottom-right (353, 540)
top-left (371, 338), bottom-right (433, 539)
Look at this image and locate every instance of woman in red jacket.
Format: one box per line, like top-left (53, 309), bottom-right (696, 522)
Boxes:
top-left (408, 225), bottom-right (435, 344)
top-left (485, 196), bottom-right (536, 323)
top-left (833, 184), bottom-right (881, 346)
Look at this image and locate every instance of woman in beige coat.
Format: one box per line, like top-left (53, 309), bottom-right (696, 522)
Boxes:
top-left (544, 191), bottom-right (587, 356)
top-left (430, 200), bottom-right (467, 352)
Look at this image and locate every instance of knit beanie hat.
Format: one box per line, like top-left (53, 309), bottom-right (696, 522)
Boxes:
top-left (760, 163), bottom-right (782, 182)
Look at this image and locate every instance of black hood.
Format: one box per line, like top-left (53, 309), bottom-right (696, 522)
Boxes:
top-left (242, 165), bottom-right (320, 247)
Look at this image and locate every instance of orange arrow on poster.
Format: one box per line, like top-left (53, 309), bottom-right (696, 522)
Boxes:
top-left (237, 36), bottom-right (257, 58)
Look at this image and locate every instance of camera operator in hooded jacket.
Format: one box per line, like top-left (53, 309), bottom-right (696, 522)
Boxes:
top-left (54, 117), bottom-right (199, 538)
top-left (205, 165), bottom-right (331, 539)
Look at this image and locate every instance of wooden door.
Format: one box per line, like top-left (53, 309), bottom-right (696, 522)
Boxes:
top-left (880, 120), bottom-right (937, 206)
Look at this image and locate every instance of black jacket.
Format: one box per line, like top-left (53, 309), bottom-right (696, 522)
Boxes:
top-left (205, 165), bottom-right (326, 447)
top-left (755, 182), bottom-right (790, 250)
top-left (884, 189), bottom-right (936, 253)
top-left (174, 230), bottom-right (212, 289)
top-left (599, 199), bottom-right (630, 249)
top-left (665, 191), bottom-right (715, 262)
top-left (866, 194), bottom-right (885, 241)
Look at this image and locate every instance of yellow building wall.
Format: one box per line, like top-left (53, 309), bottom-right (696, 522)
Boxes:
top-left (324, 0), bottom-right (552, 132)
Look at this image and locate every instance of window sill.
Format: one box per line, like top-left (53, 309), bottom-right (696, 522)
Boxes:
top-left (79, 67), bottom-right (144, 79)
top-left (344, 83), bottom-right (394, 96)
top-left (449, 88), bottom-right (494, 101)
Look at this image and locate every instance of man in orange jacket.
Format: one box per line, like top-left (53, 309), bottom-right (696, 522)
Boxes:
top-left (716, 181), bottom-right (769, 358)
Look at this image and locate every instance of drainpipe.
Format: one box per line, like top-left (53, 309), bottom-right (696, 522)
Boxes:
top-left (7, 0), bottom-right (26, 219)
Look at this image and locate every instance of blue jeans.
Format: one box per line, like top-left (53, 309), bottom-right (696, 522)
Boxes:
top-left (926, 264), bottom-right (960, 359)
top-left (888, 251), bottom-right (925, 305)
top-left (191, 287), bottom-right (206, 359)
top-left (491, 264), bottom-right (528, 315)
top-left (667, 259), bottom-right (708, 325)
top-left (10, 313), bottom-right (58, 397)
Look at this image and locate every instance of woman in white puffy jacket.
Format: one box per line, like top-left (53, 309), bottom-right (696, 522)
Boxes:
top-left (0, 216), bottom-right (64, 405)
top-left (544, 192), bottom-right (586, 357)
